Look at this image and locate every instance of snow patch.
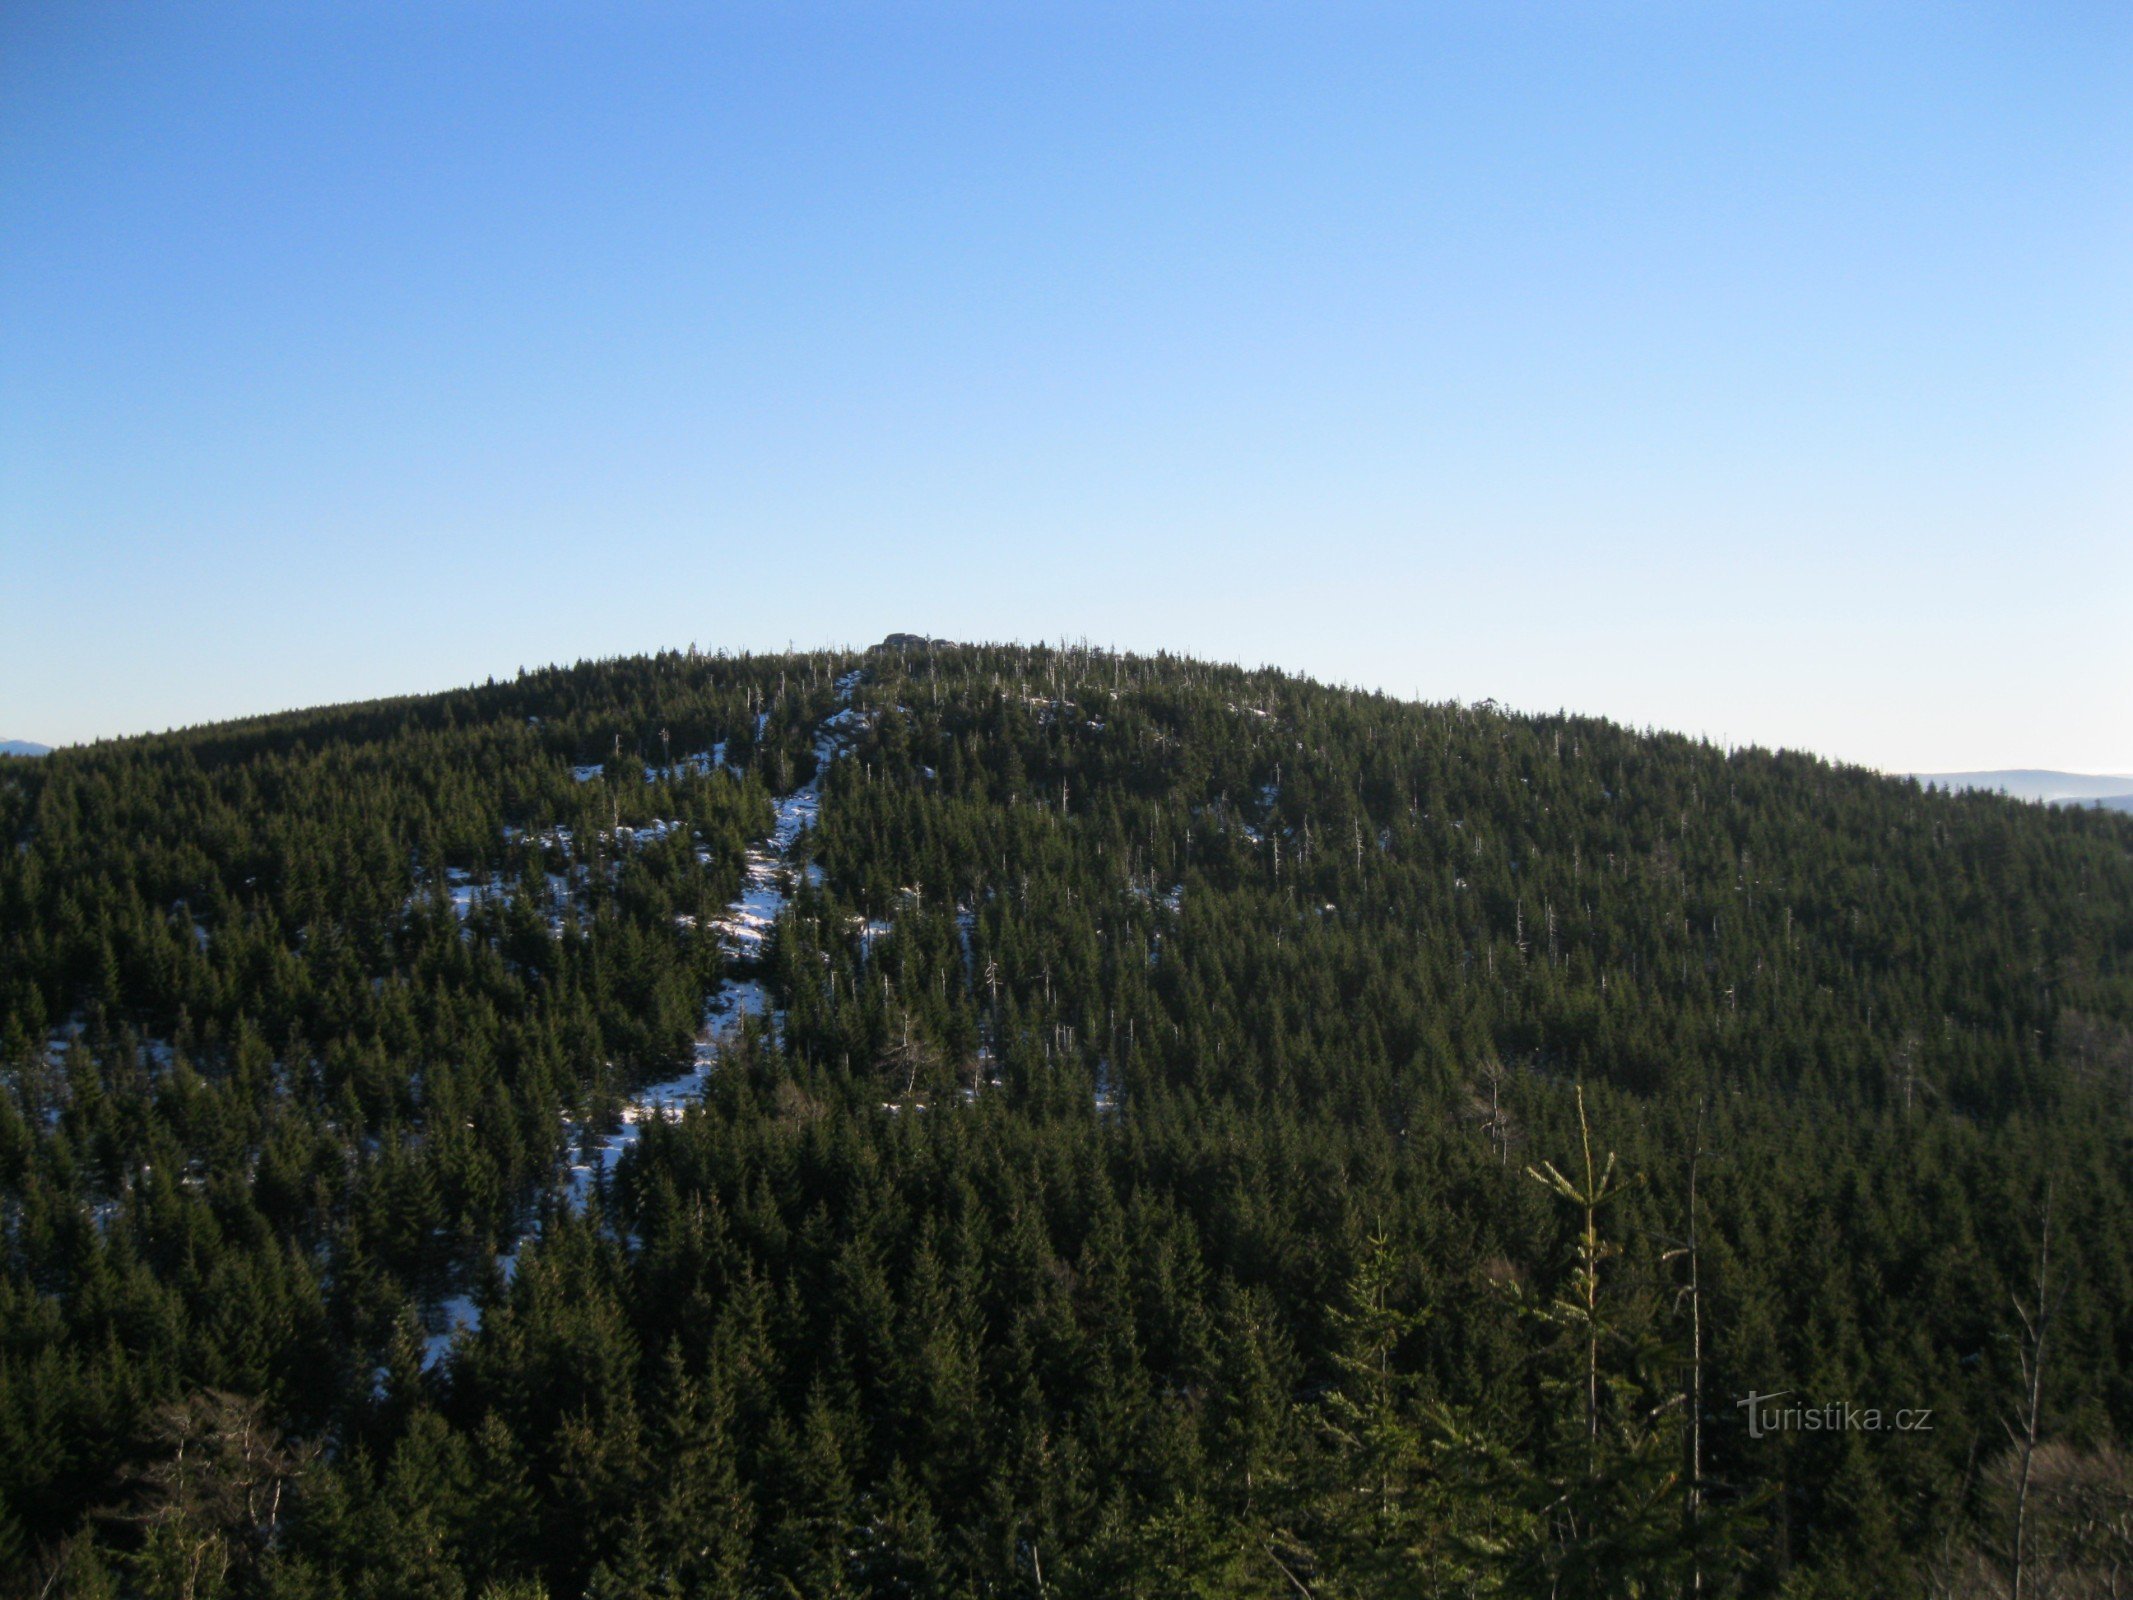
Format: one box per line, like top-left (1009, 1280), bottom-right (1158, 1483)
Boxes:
top-left (422, 1294), bottom-right (482, 1372)
top-left (644, 745), bottom-right (729, 782)
top-left (561, 668), bottom-right (868, 1216)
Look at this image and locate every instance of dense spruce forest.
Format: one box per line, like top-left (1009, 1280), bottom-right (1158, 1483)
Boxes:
top-left (4, 641), bottom-right (2131, 1599)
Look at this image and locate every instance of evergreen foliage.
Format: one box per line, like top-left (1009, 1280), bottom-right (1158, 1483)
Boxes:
top-left (3, 641), bottom-right (2130, 1596)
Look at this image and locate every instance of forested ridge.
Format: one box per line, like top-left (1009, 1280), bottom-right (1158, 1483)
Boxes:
top-left (4, 641), bottom-right (2131, 1598)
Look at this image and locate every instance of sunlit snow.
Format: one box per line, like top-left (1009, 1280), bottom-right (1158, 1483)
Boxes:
top-left (565, 670), bottom-right (868, 1211)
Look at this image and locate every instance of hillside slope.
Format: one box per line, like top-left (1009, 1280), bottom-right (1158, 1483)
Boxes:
top-left (3, 643), bottom-right (2131, 1597)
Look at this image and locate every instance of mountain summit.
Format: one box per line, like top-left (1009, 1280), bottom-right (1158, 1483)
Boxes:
top-left (4, 642), bottom-right (2130, 1595)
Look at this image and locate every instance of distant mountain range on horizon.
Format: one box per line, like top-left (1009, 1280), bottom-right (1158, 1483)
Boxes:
top-left (0, 739), bottom-right (51, 758)
top-left (1909, 768), bottom-right (2133, 812)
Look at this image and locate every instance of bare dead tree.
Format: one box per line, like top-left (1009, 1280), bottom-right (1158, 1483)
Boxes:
top-left (2008, 1182), bottom-right (2062, 1600)
top-left (1476, 1056), bottom-right (1518, 1169)
top-left (1683, 1110), bottom-right (1706, 1596)
top-left (1649, 1103), bottom-right (1711, 1598)
top-left (101, 1390), bottom-right (315, 1600)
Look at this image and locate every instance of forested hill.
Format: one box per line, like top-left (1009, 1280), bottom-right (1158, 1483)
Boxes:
top-left (4, 642), bottom-right (2131, 1599)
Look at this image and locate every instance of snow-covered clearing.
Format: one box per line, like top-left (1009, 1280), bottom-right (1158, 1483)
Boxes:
top-left (565, 669), bottom-right (869, 1205)
top-left (429, 672), bottom-right (871, 1369)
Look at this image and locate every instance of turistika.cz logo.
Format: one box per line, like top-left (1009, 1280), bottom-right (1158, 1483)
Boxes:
top-left (1735, 1391), bottom-right (1934, 1439)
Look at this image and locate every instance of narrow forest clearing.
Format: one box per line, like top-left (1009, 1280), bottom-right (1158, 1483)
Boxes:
top-left (558, 668), bottom-right (870, 1215)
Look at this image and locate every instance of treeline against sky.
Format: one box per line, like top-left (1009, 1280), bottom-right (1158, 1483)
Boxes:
top-left (3, 643), bottom-right (2131, 1597)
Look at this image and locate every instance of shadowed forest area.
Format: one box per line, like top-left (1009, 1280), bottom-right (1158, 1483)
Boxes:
top-left (4, 641), bottom-right (2131, 1597)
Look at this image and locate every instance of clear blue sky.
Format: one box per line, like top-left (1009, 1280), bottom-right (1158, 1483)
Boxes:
top-left (4, 2), bottom-right (2128, 771)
